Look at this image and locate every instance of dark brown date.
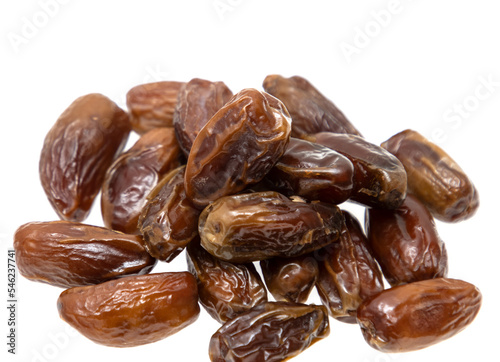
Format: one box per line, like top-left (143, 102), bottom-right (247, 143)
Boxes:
top-left (101, 128), bottom-right (182, 234)
top-left (263, 74), bottom-right (362, 138)
top-left (173, 78), bottom-right (233, 157)
top-left (315, 211), bottom-right (384, 323)
top-left (139, 166), bottom-right (200, 262)
top-left (39, 93), bottom-right (131, 221)
top-left (306, 132), bottom-right (407, 209)
top-left (126, 81), bottom-right (185, 134)
top-left (365, 194), bottom-right (448, 286)
top-left (199, 191), bottom-right (344, 263)
top-left (58, 272), bottom-right (200, 347)
top-left (381, 129), bottom-right (479, 222)
top-left (209, 302), bottom-right (329, 362)
top-left (13, 221), bottom-right (157, 288)
top-left (357, 278), bottom-right (482, 352)
top-left (263, 137), bottom-right (354, 204)
top-left (260, 254), bottom-right (318, 303)
top-left (184, 88), bottom-right (291, 209)
top-left (186, 238), bottom-right (267, 323)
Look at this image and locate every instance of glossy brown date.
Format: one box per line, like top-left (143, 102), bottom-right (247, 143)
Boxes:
top-left (139, 166), bottom-right (200, 262)
top-left (315, 211), bottom-right (384, 323)
top-left (184, 88), bottom-right (291, 209)
top-left (58, 272), bottom-right (199, 347)
top-left (357, 278), bottom-right (482, 352)
top-left (365, 194), bottom-right (448, 286)
top-left (260, 254), bottom-right (318, 303)
top-left (13, 221), bottom-right (157, 288)
top-left (199, 191), bottom-right (344, 263)
top-left (39, 93), bottom-right (131, 222)
top-left (173, 78), bottom-right (233, 157)
top-left (209, 302), bottom-right (329, 362)
top-left (306, 132), bottom-right (407, 209)
top-left (381, 129), bottom-right (479, 222)
top-left (101, 128), bottom-right (182, 234)
top-left (263, 137), bottom-right (354, 205)
top-left (186, 238), bottom-right (267, 323)
top-left (262, 74), bottom-right (362, 138)
top-left (126, 81), bottom-right (185, 134)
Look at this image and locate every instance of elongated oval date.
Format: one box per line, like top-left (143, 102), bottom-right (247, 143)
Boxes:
top-left (101, 128), bottom-right (182, 234)
top-left (184, 88), bottom-right (292, 209)
top-left (186, 238), bottom-right (267, 324)
top-left (263, 137), bottom-right (354, 204)
top-left (263, 74), bottom-right (362, 138)
top-left (40, 93), bottom-right (131, 221)
top-left (173, 78), bottom-right (233, 157)
top-left (357, 278), bottom-right (482, 352)
top-left (199, 191), bottom-right (344, 263)
top-left (260, 254), bottom-right (318, 303)
top-left (13, 221), bottom-right (157, 288)
top-left (58, 272), bottom-right (199, 347)
top-left (139, 166), bottom-right (200, 262)
top-left (315, 211), bottom-right (384, 323)
top-left (365, 194), bottom-right (448, 286)
top-left (381, 129), bottom-right (479, 222)
top-left (209, 302), bottom-right (329, 362)
top-left (126, 81), bottom-right (185, 134)
top-left (306, 132), bottom-right (407, 209)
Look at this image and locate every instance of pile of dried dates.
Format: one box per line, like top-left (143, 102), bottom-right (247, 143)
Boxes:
top-left (14, 74), bottom-right (482, 361)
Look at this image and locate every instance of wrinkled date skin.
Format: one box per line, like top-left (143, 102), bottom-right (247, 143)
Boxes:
top-left (126, 81), bottom-right (185, 134)
top-left (209, 302), bottom-right (330, 362)
top-left (365, 194), bottom-right (448, 286)
top-left (39, 93), bottom-right (131, 222)
top-left (260, 254), bottom-right (318, 303)
top-left (199, 191), bottom-right (344, 263)
top-left (263, 137), bottom-right (354, 205)
top-left (173, 78), bottom-right (233, 157)
top-left (382, 129), bottom-right (479, 222)
top-left (58, 272), bottom-right (200, 347)
top-left (262, 74), bottom-right (362, 138)
top-left (307, 132), bottom-right (407, 209)
top-left (13, 221), bottom-right (157, 288)
top-left (184, 88), bottom-right (292, 209)
top-left (315, 211), bottom-right (384, 323)
top-left (357, 278), bottom-right (482, 352)
top-left (101, 128), bottom-right (182, 234)
top-left (186, 238), bottom-right (268, 324)
top-left (139, 166), bottom-right (201, 262)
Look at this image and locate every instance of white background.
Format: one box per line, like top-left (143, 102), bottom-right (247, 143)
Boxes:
top-left (1, 1), bottom-right (499, 361)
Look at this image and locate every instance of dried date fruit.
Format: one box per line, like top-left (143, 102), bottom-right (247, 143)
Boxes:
top-left (263, 137), bottom-right (354, 204)
top-left (315, 211), bottom-right (384, 323)
top-left (381, 129), bottom-right (479, 222)
top-left (139, 166), bottom-right (200, 261)
top-left (13, 221), bottom-right (157, 288)
top-left (357, 278), bottom-right (482, 352)
top-left (263, 74), bottom-right (362, 138)
top-left (306, 132), bottom-right (407, 209)
top-left (365, 194), bottom-right (448, 286)
top-left (39, 93), bottom-right (131, 221)
top-left (126, 81), bottom-right (185, 134)
top-left (260, 254), bottom-right (318, 303)
top-left (186, 238), bottom-right (267, 324)
top-left (209, 301), bottom-right (329, 362)
top-left (199, 191), bottom-right (344, 263)
top-left (173, 78), bottom-right (233, 157)
top-left (184, 88), bottom-right (291, 209)
top-left (58, 272), bottom-right (199, 347)
top-left (101, 128), bottom-right (182, 234)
